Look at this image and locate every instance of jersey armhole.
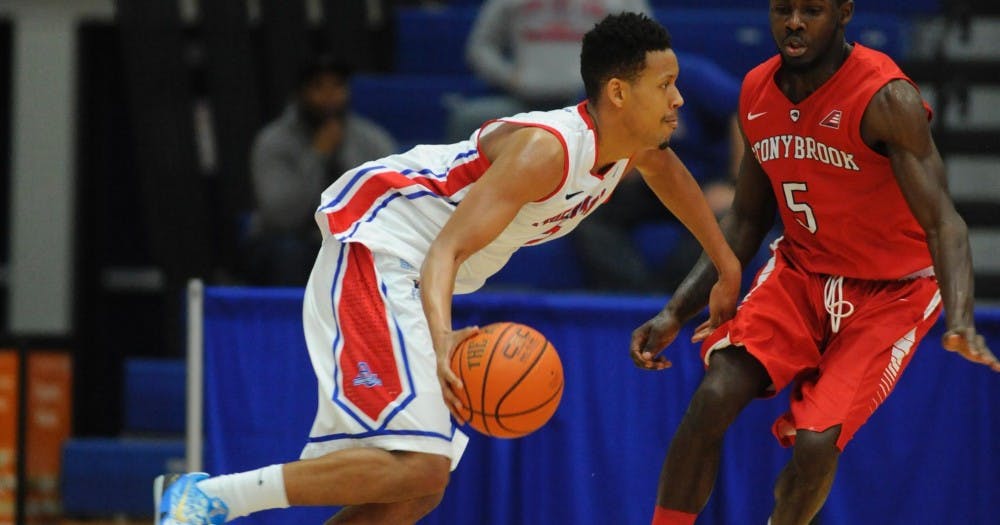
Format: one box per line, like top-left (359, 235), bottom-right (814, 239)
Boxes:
top-left (855, 76), bottom-right (932, 157)
top-left (477, 119), bottom-right (571, 203)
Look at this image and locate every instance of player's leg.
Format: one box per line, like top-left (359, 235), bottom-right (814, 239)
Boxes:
top-left (158, 451), bottom-right (448, 524)
top-left (655, 346), bottom-right (770, 515)
top-left (159, 240), bottom-right (466, 524)
top-left (286, 241), bottom-right (462, 513)
top-left (325, 492), bottom-right (445, 525)
top-left (159, 450), bottom-right (447, 524)
top-left (283, 449), bottom-right (448, 506)
top-left (767, 276), bottom-right (942, 524)
top-left (653, 248), bottom-right (826, 524)
top-left (770, 426), bottom-right (841, 525)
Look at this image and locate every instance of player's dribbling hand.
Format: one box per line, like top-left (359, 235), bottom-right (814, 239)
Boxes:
top-left (630, 311), bottom-right (682, 371)
top-left (943, 327), bottom-right (1000, 372)
top-left (434, 325), bottom-right (481, 422)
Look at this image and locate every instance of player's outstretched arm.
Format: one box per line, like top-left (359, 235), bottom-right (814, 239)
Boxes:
top-left (634, 148), bottom-right (742, 321)
top-left (630, 139), bottom-right (775, 370)
top-left (866, 79), bottom-right (1000, 372)
top-left (421, 126), bottom-right (566, 414)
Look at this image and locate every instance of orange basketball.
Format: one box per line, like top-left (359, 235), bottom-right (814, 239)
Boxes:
top-left (449, 322), bottom-right (563, 438)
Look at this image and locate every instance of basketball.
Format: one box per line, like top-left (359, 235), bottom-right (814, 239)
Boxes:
top-left (449, 322), bottom-right (564, 438)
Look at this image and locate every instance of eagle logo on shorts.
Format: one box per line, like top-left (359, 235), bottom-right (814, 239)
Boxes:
top-left (352, 362), bottom-right (383, 388)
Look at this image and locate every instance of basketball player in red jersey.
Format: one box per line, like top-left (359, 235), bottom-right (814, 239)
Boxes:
top-left (631, 1), bottom-right (1000, 524)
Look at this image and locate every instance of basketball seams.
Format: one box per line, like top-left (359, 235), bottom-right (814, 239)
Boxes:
top-left (460, 384), bottom-right (565, 418)
top-left (463, 383), bottom-right (564, 435)
top-left (492, 340), bottom-right (553, 433)
top-left (462, 385), bottom-right (563, 418)
top-left (479, 323), bottom-right (516, 437)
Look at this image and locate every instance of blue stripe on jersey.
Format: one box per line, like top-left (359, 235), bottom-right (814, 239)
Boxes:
top-left (400, 168), bottom-right (446, 179)
top-left (317, 149), bottom-right (477, 212)
top-left (318, 164), bottom-right (387, 211)
top-left (307, 426), bottom-right (456, 444)
top-left (453, 148), bottom-right (477, 162)
top-left (341, 190), bottom-right (455, 241)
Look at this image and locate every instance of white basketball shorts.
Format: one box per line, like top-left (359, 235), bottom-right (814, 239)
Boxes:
top-left (299, 237), bottom-right (469, 470)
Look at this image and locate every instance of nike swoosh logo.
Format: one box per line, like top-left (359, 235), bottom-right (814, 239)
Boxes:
top-left (565, 191), bottom-right (584, 199)
top-left (747, 111), bottom-right (767, 121)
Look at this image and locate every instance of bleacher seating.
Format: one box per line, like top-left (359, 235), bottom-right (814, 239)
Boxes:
top-left (62, 358), bottom-right (186, 517)
top-left (394, 5), bottom-right (916, 79)
top-left (62, 438), bottom-right (185, 517)
top-left (384, 6), bottom-right (910, 148)
top-left (662, 9), bottom-right (908, 75)
top-left (395, 7), bottom-right (478, 75)
top-left (124, 358), bottom-right (186, 435)
top-left (653, 0), bottom-right (941, 14)
top-left (425, 0), bottom-right (943, 13)
top-left (350, 73), bottom-right (493, 147)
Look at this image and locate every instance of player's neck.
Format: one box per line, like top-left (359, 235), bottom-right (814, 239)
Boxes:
top-left (587, 103), bottom-right (635, 169)
top-left (778, 40), bottom-right (852, 104)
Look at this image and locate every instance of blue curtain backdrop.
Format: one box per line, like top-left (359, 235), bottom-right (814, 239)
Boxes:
top-left (202, 287), bottom-right (1000, 525)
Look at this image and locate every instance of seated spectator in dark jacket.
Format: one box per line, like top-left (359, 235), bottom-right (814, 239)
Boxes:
top-left (245, 57), bottom-right (397, 286)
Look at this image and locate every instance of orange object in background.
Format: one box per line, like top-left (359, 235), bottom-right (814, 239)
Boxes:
top-left (27, 353), bottom-right (72, 524)
top-left (0, 351), bottom-right (72, 525)
top-left (0, 351), bottom-right (17, 525)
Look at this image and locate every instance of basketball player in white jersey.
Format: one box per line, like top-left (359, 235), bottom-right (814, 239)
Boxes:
top-left (157, 12), bottom-right (741, 525)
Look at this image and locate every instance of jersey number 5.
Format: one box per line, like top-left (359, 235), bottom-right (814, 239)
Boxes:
top-left (782, 182), bottom-right (817, 234)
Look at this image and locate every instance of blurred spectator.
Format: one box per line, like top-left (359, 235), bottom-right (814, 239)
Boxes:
top-left (574, 52), bottom-right (743, 294)
top-left (244, 56), bottom-right (398, 286)
top-left (447, 0), bottom-right (652, 141)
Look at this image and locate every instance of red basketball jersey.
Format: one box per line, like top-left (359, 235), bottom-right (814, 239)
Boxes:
top-left (740, 44), bottom-right (934, 279)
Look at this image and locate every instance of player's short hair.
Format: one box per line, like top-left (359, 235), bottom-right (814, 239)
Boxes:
top-left (581, 12), bottom-right (672, 103)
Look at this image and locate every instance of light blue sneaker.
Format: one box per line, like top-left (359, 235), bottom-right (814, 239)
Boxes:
top-left (154, 473), bottom-right (229, 525)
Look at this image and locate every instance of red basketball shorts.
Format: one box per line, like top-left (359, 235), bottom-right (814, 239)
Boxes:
top-left (701, 247), bottom-right (942, 450)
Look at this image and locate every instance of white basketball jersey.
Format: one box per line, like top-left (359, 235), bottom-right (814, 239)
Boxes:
top-left (316, 102), bottom-right (630, 293)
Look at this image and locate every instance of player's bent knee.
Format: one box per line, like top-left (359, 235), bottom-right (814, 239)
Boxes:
top-left (683, 383), bottom-right (738, 438)
top-left (690, 362), bottom-right (757, 420)
top-left (396, 451), bottom-right (450, 495)
top-left (792, 427), bottom-right (842, 476)
top-left (408, 491), bottom-right (445, 520)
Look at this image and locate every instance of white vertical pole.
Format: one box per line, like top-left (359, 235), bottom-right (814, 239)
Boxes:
top-left (4, 0), bottom-right (113, 334)
top-left (186, 279), bottom-right (204, 472)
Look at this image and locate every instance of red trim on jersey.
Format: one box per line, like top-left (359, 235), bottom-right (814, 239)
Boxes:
top-left (576, 101), bottom-right (603, 178)
top-left (577, 101), bottom-right (596, 130)
top-left (326, 156), bottom-right (489, 235)
top-left (855, 77), bottom-right (934, 158)
top-left (475, 119), bottom-right (498, 164)
top-left (492, 119), bottom-right (571, 202)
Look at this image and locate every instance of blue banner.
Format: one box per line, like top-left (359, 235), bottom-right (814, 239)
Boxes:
top-left (203, 287), bottom-right (1000, 524)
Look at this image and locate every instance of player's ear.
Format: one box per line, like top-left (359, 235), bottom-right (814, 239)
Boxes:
top-left (838, 0), bottom-right (854, 27)
top-left (605, 78), bottom-right (626, 108)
